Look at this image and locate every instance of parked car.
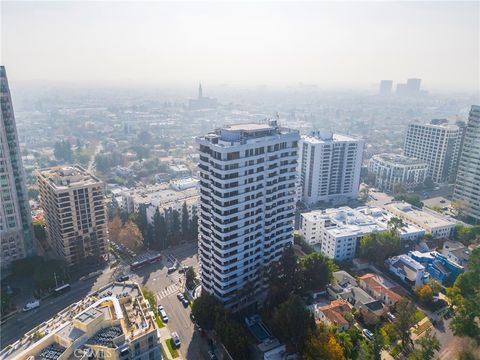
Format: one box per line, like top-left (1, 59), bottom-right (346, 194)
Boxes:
top-left (363, 328), bottom-right (374, 340)
top-left (117, 275), bottom-right (129, 282)
top-left (190, 313), bottom-right (196, 323)
top-left (171, 332), bottom-right (181, 348)
top-left (387, 312), bottom-right (396, 321)
top-left (177, 293), bottom-right (185, 301)
top-left (181, 297), bottom-right (189, 307)
top-left (158, 305), bottom-right (169, 322)
top-left (167, 266), bottom-right (176, 274)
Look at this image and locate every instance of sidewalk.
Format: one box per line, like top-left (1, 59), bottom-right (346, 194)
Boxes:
top-left (159, 326), bottom-right (183, 360)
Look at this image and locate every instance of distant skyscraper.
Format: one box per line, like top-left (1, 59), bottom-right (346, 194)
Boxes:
top-left (453, 105), bottom-right (480, 224)
top-left (189, 82), bottom-right (217, 110)
top-left (396, 83), bottom-right (408, 96)
top-left (37, 165), bottom-right (108, 266)
top-left (197, 121), bottom-right (299, 309)
top-left (198, 82), bottom-right (203, 98)
top-left (404, 121), bottom-right (464, 183)
top-left (406, 78), bottom-right (422, 95)
top-left (0, 66), bottom-right (35, 268)
top-left (299, 131), bottom-right (364, 205)
top-left (379, 80), bottom-right (393, 96)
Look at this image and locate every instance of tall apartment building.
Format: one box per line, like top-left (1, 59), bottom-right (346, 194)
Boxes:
top-left (453, 105), bottom-right (480, 224)
top-left (368, 153), bottom-right (429, 192)
top-left (0, 66), bottom-right (34, 268)
top-left (197, 121), bottom-right (299, 308)
top-left (404, 121), bottom-right (464, 183)
top-left (379, 80), bottom-right (393, 96)
top-left (37, 166), bottom-right (108, 266)
top-left (299, 131), bottom-right (364, 205)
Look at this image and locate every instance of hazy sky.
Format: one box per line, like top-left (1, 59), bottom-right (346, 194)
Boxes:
top-left (1, 1), bottom-right (479, 91)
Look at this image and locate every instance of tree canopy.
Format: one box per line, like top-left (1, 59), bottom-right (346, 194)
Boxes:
top-left (359, 231), bottom-right (401, 263)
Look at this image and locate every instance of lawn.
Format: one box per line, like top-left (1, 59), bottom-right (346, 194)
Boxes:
top-left (166, 338), bottom-right (179, 358)
top-left (414, 308), bottom-right (426, 323)
top-left (155, 315), bottom-right (165, 328)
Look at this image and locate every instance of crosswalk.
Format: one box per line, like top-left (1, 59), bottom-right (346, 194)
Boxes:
top-left (156, 284), bottom-right (179, 300)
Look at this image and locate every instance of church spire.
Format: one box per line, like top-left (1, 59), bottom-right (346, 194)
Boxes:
top-left (198, 82), bottom-right (203, 99)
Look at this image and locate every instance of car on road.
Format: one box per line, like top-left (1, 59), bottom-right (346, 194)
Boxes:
top-left (208, 350), bottom-right (218, 360)
top-left (23, 300), bottom-right (40, 312)
top-left (190, 313), bottom-right (196, 323)
top-left (171, 332), bottom-right (181, 348)
top-left (158, 305), bottom-right (169, 322)
top-left (440, 199), bottom-right (446, 203)
top-left (177, 293), bottom-right (185, 301)
top-left (167, 266), bottom-right (176, 274)
top-left (363, 328), bottom-right (374, 340)
top-left (117, 275), bottom-right (130, 282)
top-left (182, 297), bottom-right (189, 307)
top-left (178, 266), bottom-right (189, 273)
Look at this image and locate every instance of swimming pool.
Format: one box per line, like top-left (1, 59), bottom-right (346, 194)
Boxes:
top-left (248, 322), bottom-right (272, 342)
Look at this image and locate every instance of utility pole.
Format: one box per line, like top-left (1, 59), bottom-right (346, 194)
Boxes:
top-left (53, 272), bottom-right (58, 288)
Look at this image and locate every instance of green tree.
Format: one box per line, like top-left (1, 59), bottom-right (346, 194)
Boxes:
top-left (336, 332), bottom-right (353, 359)
top-left (170, 209), bottom-right (181, 245)
top-left (359, 187), bottom-right (370, 202)
top-left (359, 231), bottom-right (401, 263)
top-left (415, 329), bottom-right (440, 360)
top-left (214, 315), bottom-right (251, 360)
top-left (191, 293), bottom-right (224, 331)
top-left (272, 294), bottom-right (315, 352)
top-left (1, 290), bottom-right (12, 315)
top-left (266, 246), bottom-right (298, 308)
top-left (387, 217), bottom-right (404, 232)
top-left (33, 220), bottom-right (46, 242)
top-left (448, 248), bottom-right (480, 341)
top-left (297, 252), bottom-right (337, 293)
top-left (356, 341), bottom-right (374, 360)
top-left (153, 209), bottom-right (167, 250)
top-left (393, 299), bottom-right (417, 348)
top-left (185, 266), bottom-right (196, 290)
top-left (189, 207), bottom-right (198, 240)
top-left (416, 284), bottom-right (433, 304)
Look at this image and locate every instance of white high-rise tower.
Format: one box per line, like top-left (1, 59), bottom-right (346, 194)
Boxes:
top-left (453, 105), bottom-right (480, 223)
top-left (0, 66), bottom-right (35, 268)
top-left (196, 121), bottom-right (299, 309)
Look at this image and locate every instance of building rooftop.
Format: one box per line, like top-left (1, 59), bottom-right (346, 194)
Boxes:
top-left (303, 205), bottom-right (424, 238)
top-left (302, 131), bottom-right (360, 144)
top-left (372, 153), bottom-right (428, 166)
top-left (1, 282), bottom-right (156, 360)
top-left (198, 120), bottom-right (299, 147)
top-left (386, 202), bottom-right (456, 230)
top-left (37, 165), bottom-right (102, 190)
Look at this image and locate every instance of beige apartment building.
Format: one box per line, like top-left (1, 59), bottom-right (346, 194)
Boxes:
top-left (37, 165), bottom-right (108, 266)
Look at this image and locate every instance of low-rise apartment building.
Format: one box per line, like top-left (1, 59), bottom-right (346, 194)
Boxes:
top-left (385, 201), bottom-right (457, 239)
top-left (300, 206), bottom-right (424, 261)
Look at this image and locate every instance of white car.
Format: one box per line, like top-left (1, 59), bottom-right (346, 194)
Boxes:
top-left (171, 332), bottom-right (181, 348)
top-left (158, 305), bottom-right (169, 322)
top-left (363, 328), bottom-right (374, 340)
top-left (23, 300), bottom-right (40, 312)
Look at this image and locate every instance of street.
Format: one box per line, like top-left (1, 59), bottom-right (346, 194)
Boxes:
top-left (0, 242), bottom-right (213, 360)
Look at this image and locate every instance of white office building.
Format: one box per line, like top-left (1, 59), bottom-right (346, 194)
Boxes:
top-left (404, 121), bottom-right (464, 183)
top-left (300, 206), bottom-right (424, 261)
top-left (197, 121), bottom-right (299, 308)
top-left (368, 153), bottom-right (429, 192)
top-left (453, 105), bottom-right (480, 224)
top-left (299, 132), bottom-right (364, 205)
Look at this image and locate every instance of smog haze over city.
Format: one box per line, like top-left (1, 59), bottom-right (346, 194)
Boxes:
top-left (1, 2), bottom-right (480, 360)
top-left (2, 1), bottom-right (479, 92)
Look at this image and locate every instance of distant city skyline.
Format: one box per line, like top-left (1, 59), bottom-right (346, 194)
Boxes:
top-left (1, 1), bottom-right (479, 92)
